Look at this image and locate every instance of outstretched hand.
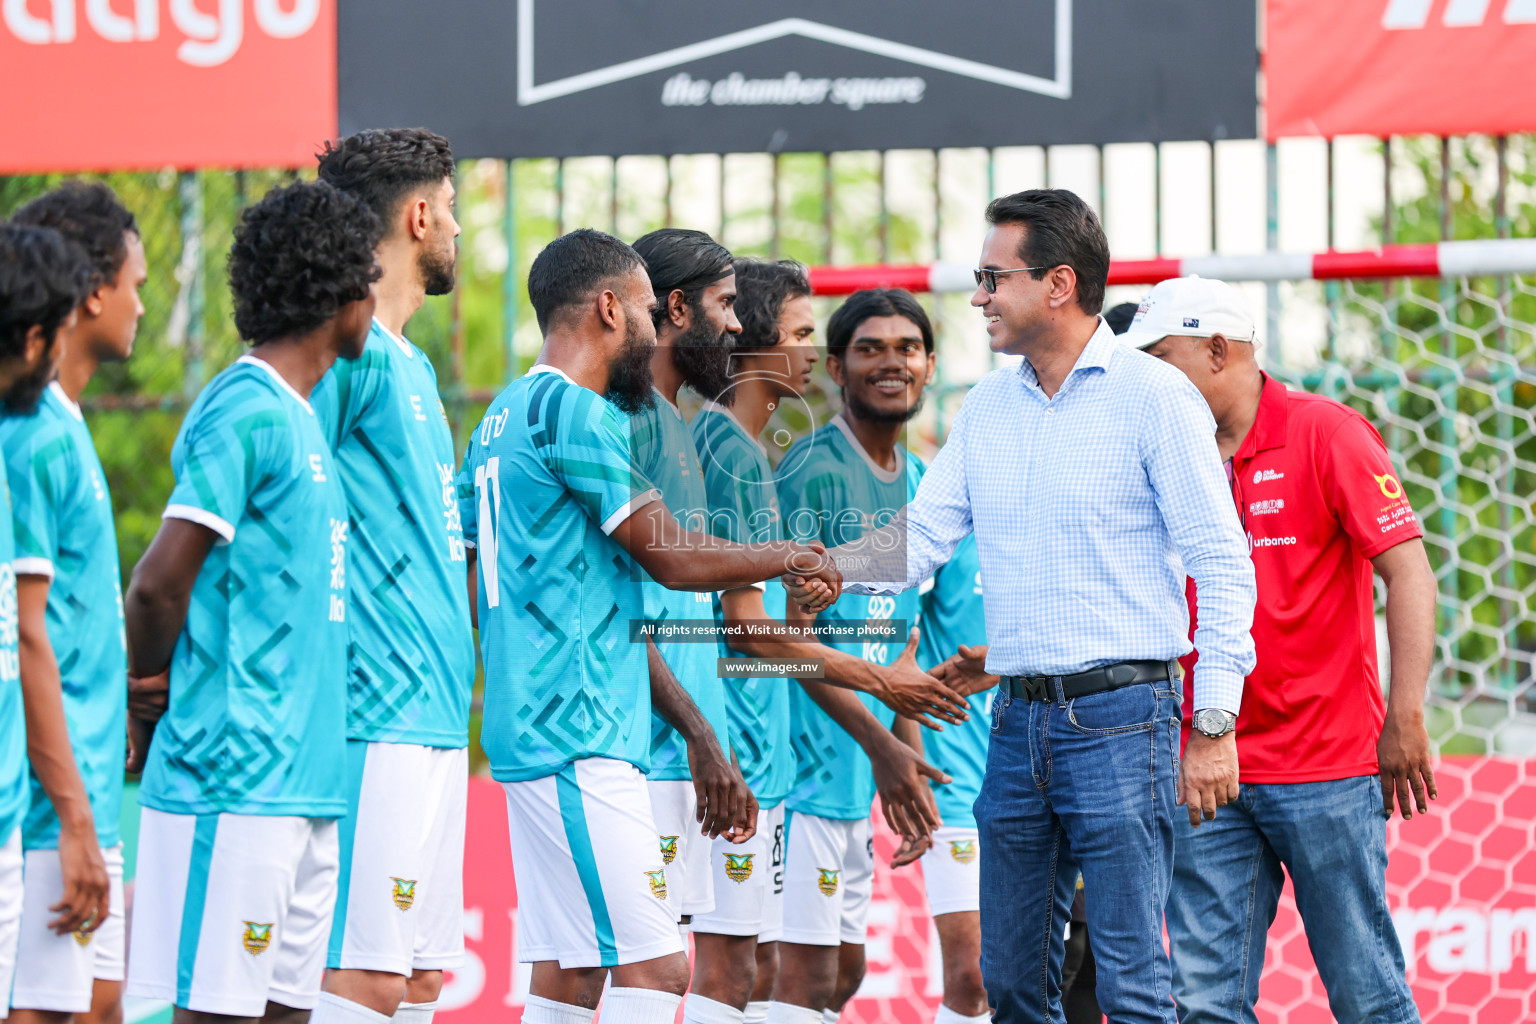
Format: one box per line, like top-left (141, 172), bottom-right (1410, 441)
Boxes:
top-left (781, 542), bottom-right (842, 614)
top-left (876, 627), bottom-right (970, 730)
top-left (928, 643), bottom-right (999, 697)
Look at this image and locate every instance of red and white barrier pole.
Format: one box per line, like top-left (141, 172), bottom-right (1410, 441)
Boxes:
top-left (805, 239), bottom-right (1536, 295)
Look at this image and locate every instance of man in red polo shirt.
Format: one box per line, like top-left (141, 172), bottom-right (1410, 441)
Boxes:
top-left (1128, 276), bottom-right (1437, 1024)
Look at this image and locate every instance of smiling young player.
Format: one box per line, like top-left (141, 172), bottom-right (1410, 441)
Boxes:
top-left (4, 182), bottom-right (147, 1024)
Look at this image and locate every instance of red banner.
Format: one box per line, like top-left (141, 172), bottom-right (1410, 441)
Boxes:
top-left (440, 759), bottom-right (1536, 1023)
top-left (0, 0), bottom-right (336, 173)
top-left (1265, 0), bottom-right (1536, 139)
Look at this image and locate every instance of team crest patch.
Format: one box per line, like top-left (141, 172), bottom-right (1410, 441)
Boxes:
top-left (659, 836), bottom-right (679, 864)
top-left (724, 853), bottom-right (755, 883)
top-left (646, 869), bottom-right (669, 900)
top-left (391, 878), bottom-right (417, 911)
top-left (242, 921), bottom-right (273, 955)
top-left (949, 840), bottom-right (978, 864)
top-left (817, 868), bottom-right (840, 897)
top-left (72, 926), bottom-right (93, 947)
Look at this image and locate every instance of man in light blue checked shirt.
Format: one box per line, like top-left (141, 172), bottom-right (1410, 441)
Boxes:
top-left (794, 190), bottom-right (1257, 1024)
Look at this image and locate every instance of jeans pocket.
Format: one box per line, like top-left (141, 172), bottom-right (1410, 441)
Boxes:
top-left (1065, 682), bottom-right (1158, 735)
top-left (990, 691), bottom-right (1010, 733)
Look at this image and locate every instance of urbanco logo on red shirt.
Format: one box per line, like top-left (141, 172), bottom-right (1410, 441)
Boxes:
top-left (0, 0), bottom-right (337, 172)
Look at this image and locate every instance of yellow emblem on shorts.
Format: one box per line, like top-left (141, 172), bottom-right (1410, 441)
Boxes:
top-left (72, 926), bottom-right (93, 947)
top-left (724, 853), bottom-right (755, 883)
top-left (817, 868), bottom-right (840, 897)
top-left (391, 877), bottom-right (417, 911)
top-left (949, 840), bottom-right (978, 864)
top-left (646, 869), bottom-right (669, 900)
top-left (242, 921), bottom-right (273, 955)
top-left (659, 836), bottom-right (679, 864)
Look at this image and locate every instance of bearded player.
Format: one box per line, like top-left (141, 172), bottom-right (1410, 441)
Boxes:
top-left (627, 228), bottom-right (756, 936)
top-left (311, 127), bottom-right (473, 1024)
top-left (456, 229), bottom-right (839, 1024)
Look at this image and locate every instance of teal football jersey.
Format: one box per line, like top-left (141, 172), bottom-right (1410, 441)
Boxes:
top-left (457, 367), bottom-right (661, 783)
top-left (0, 383), bottom-right (126, 848)
top-left (622, 391), bottom-right (729, 781)
top-left (691, 402), bottom-right (794, 809)
top-left (312, 322), bottom-right (474, 747)
top-left (776, 415), bottom-right (925, 821)
top-left (139, 356), bottom-right (350, 817)
top-left (916, 533), bottom-right (991, 829)
top-left (0, 472), bottom-right (26, 847)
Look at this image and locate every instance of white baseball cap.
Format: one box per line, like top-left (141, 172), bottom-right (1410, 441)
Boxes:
top-left (1119, 275), bottom-right (1256, 351)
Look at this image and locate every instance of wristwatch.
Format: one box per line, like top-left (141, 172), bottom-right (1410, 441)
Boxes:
top-left (1192, 708), bottom-right (1237, 739)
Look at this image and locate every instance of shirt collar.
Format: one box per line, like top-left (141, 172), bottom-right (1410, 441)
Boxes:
top-left (526, 363), bottom-right (577, 385)
top-left (830, 412), bottom-right (904, 484)
top-left (47, 380), bottom-right (83, 421)
top-left (1236, 373), bottom-right (1289, 459)
top-left (373, 318), bottom-right (413, 358)
top-left (1017, 316), bottom-right (1117, 390)
top-left (237, 355), bottom-right (314, 414)
top-left (700, 399), bottom-right (767, 456)
top-left (652, 386), bottom-right (683, 419)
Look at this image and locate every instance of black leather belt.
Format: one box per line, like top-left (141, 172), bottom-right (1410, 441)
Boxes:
top-left (1000, 659), bottom-right (1179, 703)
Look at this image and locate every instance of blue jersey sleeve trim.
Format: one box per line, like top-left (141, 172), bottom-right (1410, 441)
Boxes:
top-left (163, 503), bottom-right (235, 544)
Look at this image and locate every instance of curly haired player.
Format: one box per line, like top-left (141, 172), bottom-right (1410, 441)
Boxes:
top-left (122, 181), bottom-right (380, 1024)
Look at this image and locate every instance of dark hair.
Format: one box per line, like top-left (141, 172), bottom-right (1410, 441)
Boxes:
top-left (731, 258), bottom-right (811, 353)
top-left (984, 188), bottom-right (1110, 315)
top-left (227, 181), bottom-right (382, 346)
top-left (527, 228), bottom-right (647, 332)
top-left (825, 289), bottom-right (933, 360)
top-left (11, 180), bottom-right (138, 292)
top-left (631, 228), bottom-right (733, 327)
top-left (0, 224), bottom-right (91, 363)
top-left (316, 128), bottom-right (455, 231)
top-left (1103, 300), bottom-right (1139, 335)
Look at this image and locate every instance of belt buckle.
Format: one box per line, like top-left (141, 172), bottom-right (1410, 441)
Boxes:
top-left (1022, 675), bottom-right (1052, 702)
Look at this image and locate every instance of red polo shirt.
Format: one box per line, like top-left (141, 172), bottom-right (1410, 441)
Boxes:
top-left (1182, 375), bottom-right (1423, 783)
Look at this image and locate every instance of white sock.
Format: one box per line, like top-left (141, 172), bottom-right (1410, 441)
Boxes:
top-left (683, 993), bottom-right (747, 1024)
top-left (392, 1001), bottom-right (438, 1024)
top-left (310, 994), bottom-right (392, 1024)
top-left (765, 1002), bottom-right (823, 1024)
top-left (600, 987), bottom-right (684, 1024)
top-left (821, 1010), bottom-right (839, 1024)
top-left (521, 994), bottom-right (596, 1024)
top-left (744, 1000), bottom-right (772, 1024)
top-left (933, 1005), bottom-right (991, 1024)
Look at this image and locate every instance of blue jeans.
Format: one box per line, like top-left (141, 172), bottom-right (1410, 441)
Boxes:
top-left (1167, 774), bottom-right (1421, 1024)
top-left (975, 679), bottom-right (1183, 1024)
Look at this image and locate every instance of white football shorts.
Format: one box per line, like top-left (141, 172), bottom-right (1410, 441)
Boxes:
top-left (503, 757), bottom-right (685, 968)
top-left (689, 801), bottom-right (786, 942)
top-left (126, 809), bottom-right (339, 1017)
top-left (919, 825), bottom-right (981, 917)
top-left (328, 741), bottom-right (467, 974)
top-left (646, 778), bottom-right (716, 920)
top-left (779, 811), bottom-right (874, 947)
top-left (12, 842), bottom-right (126, 1011)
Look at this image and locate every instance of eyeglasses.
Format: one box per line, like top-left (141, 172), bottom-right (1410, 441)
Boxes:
top-left (972, 266), bottom-right (1050, 293)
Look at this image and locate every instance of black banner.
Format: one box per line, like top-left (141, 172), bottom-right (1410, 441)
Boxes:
top-left (338, 1), bottom-right (1256, 158)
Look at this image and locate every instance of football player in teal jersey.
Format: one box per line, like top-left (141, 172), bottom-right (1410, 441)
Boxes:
top-left (901, 533), bottom-right (993, 1024)
top-left (767, 288), bottom-right (951, 1024)
top-left (0, 223), bottom-right (94, 1024)
top-left (312, 128), bottom-right (473, 1024)
top-left (122, 181), bottom-right (380, 1024)
top-left (692, 272), bottom-right (961, 1024)
top-left (5, 182), bottom-right (146, 1024)
top-left (457, 230), bottom-right (841, 1024)
top-left (627, 229), bottom-right (755, 949)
